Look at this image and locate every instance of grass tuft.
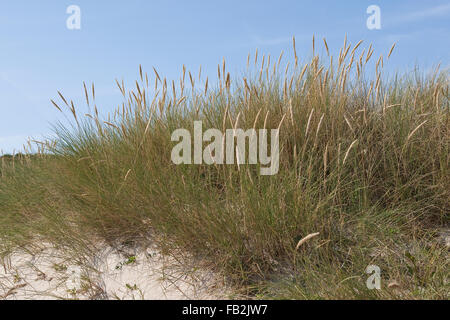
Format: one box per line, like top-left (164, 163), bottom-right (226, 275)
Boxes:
top-left (1, 38), bottom-right (448, 299)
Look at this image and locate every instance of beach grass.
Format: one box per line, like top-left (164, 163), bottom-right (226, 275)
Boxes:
top-left (0, 38), bottom-right (448, 299)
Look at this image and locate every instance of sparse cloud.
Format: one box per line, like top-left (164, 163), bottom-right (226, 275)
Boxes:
top-left (382, 27), bottom-right (448, 45)
top-left (0, 72), bottom-right (38, 103)
top-left (251, 36), bottom-right (292, 46)
top-left (0, 134), bottom-right (45, 154)
top-left (0, 72), bottom-right (17, 88)
top-left (395, 3), bottom-right (450, 23)
top-left (382, 31), bottom-right (420, 44)
top-left (248, 34), bottom-right (312, 48)
top-left (0, 135), bottom-right (30, 153)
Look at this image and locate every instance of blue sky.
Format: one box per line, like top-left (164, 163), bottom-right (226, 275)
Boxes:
top-left (0, 0), bottom-right (449, 153)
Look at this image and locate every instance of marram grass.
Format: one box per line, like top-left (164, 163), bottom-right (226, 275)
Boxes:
top-left (0, 38), bottom-right (448, 299)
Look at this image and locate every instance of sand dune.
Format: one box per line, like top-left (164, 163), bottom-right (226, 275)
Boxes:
top-left (0, 244), bottom-right (228, 300)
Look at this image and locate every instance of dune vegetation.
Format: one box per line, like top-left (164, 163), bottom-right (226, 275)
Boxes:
top-left (0, 38), bottom-right (448, 299)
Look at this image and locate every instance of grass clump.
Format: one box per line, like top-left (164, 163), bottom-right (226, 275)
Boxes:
top-left (0, 37), bottom-right (448, 299)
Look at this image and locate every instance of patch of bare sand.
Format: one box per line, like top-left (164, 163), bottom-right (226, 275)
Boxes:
top-left (0, 244), bottom-right (230, 300)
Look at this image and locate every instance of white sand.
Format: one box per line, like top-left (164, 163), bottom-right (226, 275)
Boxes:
top-left (0, 244), bottom-right (229, 300)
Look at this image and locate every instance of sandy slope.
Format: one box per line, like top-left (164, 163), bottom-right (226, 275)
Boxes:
top-left (0, 244), bottom-right (228, 300)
